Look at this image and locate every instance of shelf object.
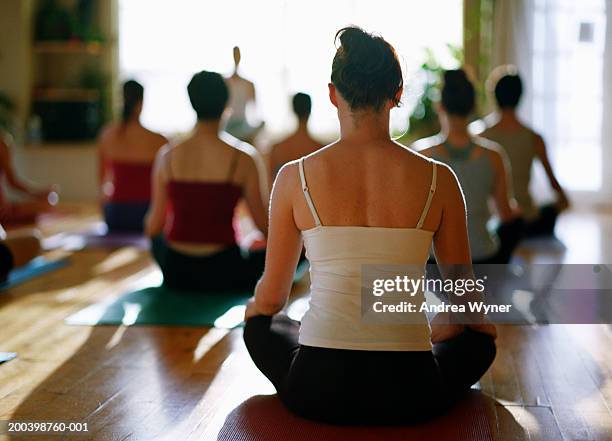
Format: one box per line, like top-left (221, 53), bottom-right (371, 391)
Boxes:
top-left (33, 40), bottom-right (104, 55)
top-left (33, 88), bottom-right (100, 102)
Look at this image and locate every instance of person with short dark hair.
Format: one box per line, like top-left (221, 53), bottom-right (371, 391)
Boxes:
top-left (415, 69), bottom-right (523, 264)
top-left (478, 65), bottom-right (569, 237)
top-left (97, 80), bottom-right (167, 232)
top-left (243, 28), bottom-right (497, 424)
top-left (268, 93), bottom-right (324, 180)
top-left (144, 70), bottom-right (268, 292)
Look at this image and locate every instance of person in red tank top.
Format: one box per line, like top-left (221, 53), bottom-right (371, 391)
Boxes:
top-left (0, 131), bottom-right (56, 226)
top-left (144, 70), bottom-right (268, 292)
top-left (97, 80), bottom-right (168, 232)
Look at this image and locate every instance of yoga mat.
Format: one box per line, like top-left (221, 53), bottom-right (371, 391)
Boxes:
top-left (0, 352), bottom-right (17, 364)
top-left (66, 261), bottom-right (310, 328)
top-left (65, 286), bottom-right (251, 328)
top-left (43, 231), bottom-right (149, 251)
top-left (217, 393), bottom-right (496, 441)
top-left (0, 256), bottom-right (69, 290)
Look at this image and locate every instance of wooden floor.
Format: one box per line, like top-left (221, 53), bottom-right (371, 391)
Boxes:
top-left (1, 205), bottom-right (611, 440)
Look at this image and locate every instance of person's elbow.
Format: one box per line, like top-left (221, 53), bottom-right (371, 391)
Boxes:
top-left (254, 278), bottom-right (288, 315)
top-left (144, 212), bottom-right (163, 238)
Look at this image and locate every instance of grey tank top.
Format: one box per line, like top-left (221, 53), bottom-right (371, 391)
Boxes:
top-left (480, 126), bottom-right (538, 220)
top-left (432, 141), bottom-right (498, 260)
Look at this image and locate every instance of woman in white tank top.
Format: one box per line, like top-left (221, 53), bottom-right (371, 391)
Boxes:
top-left (243, 27), bottom-right (497, 425)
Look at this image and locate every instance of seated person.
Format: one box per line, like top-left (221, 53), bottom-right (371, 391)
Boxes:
top-left (243, 27), bottom-right (497, 425)
top-left (416, 70), bottom-right (523, 264)
top-left (225, 46), bottom-right (264, 143)
top-left (478, 66), bottom-right (569, 237)
top-left (0, 223), bottom-right (41, 283)
top-left (97, 80), bottom-right (167, 232)
top-left (269, 93), bottom-right (324, 180)
top-left (0, 132), bottom-right (55, 225)
top-left (145, 70), bottom-right (268, 292)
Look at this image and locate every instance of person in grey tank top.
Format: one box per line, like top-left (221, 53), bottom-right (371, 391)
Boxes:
top-left (415, 70), bottom-right (523, 263)
top-left (478, 66), bottom-right (570, 237)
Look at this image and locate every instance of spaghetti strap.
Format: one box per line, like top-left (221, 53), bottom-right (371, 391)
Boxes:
top-left (416, 162), bottom-right (437, 229)
top-left (227, 150), bottom-right (240, 182)
top-left (298, 158), bottom-right (322, 227)
top-left (166, 148), bottom-right (174, 180)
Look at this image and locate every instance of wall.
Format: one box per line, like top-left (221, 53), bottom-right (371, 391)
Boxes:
top-left (13, 144), bottom-right (98, 201)
top-left (0, 0), bottom-right (33, 137)
top-left (1, 0), bottom-right (116, 202)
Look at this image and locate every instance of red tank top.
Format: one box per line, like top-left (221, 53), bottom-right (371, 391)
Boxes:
top-left (164, 181), bottom-right (242, 244)
top-left (104, 160), bottom-right (153, 203)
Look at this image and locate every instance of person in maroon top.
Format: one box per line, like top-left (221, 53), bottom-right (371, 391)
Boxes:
top-left (97, 80), bottom-right (167, 232)
top-left (144, 71), bottom-right (268, 291)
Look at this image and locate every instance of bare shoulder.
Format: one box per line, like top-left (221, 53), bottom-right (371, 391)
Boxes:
top-left (468, 117), bottom-right (489, 136)
top-left (98, 123), bottom-right (120, 142)
top-left (432, 160), bottom-right (458, 185)
top-left (145, 128), bottom-right (168, 146)
top-left (269, 138), bottom-right (290, 157)
top-left (474, 136), bottom-right (507, 168)
top-left (410, 133), bottom-right (445, 157)
top-left (275, 159), bottom-right (299, 185)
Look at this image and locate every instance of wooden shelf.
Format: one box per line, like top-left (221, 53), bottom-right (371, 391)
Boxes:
top-left (24, 141), bottom-right (97, 150)
top-left (33, 88), bottom-right (100, 102)
top-left (33, 41), bottom-right (104, 55)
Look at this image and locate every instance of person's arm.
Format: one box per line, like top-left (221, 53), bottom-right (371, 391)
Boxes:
top-left (245, 163), bottom-right (302, 318)
top-left (268, 144), bottom-right (279, 184)
top-left (534, 134), bottom-right (569, 211)
top-left (144, 146), bottom-right (170, 237)
top-left (0, 137), bottom-right (48, 199)
top-left (242, 152), bottom-right (269, 236)
top-left (432, 165), bottom-right (472, 265)
top-left (431, 165), bottom-right (497, 341)
top-left (488, 147), bottom-right (520, 222)
top-left (96, 138), bottom-right (107, 201)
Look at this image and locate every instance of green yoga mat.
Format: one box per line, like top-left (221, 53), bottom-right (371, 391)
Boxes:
top-left (66, 260), bottom-right (309, 328)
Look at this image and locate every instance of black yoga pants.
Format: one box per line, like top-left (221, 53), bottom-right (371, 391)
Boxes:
top-left (523, 204), bottom-right (559, 238)
top-left (475, 217), bottom-right (525, 264)
top-left (151, 236), bottom-right (265, 292)
top-left (103, 202), bottom-right (149, 233)
top-left (243, 314), bottom-right (496, 425)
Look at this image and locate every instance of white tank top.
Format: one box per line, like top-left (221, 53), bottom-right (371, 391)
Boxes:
top-left (297, 157), bottom-right (437, 351)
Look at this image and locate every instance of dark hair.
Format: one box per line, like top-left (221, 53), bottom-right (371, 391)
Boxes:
top-left (331, 26), bottom-right (403, 111)
top-left (441, 69), bottom-right (475, 117)
top-left (122, 80), bottom-right (144, 123)
top-left (292, 93), bottom-right (312, 119)
top-left (187, 70), bottom-right (229, 120)
top-left (494, 73), bottom-right (523, 109)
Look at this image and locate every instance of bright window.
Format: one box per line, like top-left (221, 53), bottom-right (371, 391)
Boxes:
top-left (530, 0), bottom-right (606, 191)
top-left (119, 0), bottom-right (463, 137)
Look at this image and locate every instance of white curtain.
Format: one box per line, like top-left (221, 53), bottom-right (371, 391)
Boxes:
top-left (492, 0), bottom-right (608, 198)
top-left (492, 0), bottom-right (535, 122)
top-left (602, 2), bottom-right (612, 199)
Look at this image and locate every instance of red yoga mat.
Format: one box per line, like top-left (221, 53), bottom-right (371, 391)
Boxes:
top-left (217, 392), bottom-right (498, 441)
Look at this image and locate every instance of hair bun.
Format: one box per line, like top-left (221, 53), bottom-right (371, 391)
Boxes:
top-left (330, 27), bottom-right (403, 111)
top-left (337, 27), bottom-right (373, 53)
top-left (336, 27), bottom-right (385, 76)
